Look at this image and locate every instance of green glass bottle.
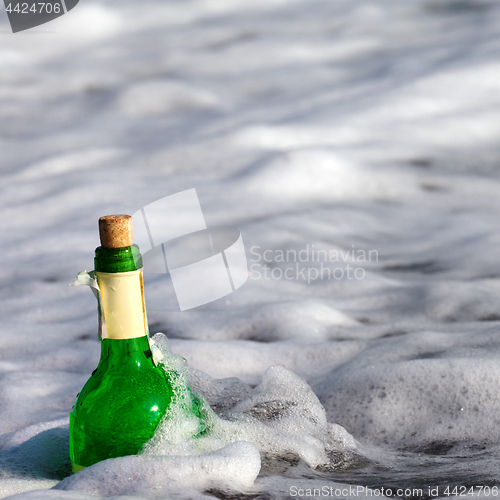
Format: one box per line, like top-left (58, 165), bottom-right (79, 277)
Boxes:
top-left (69, 215), bottom-right (190, 473)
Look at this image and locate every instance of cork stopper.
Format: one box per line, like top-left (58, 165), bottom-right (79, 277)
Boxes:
top-left (99, 214), bottom-right (133, 248)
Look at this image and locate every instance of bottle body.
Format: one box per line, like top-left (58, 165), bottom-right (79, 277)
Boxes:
top-left (70, 337), bottom-right (174, 470)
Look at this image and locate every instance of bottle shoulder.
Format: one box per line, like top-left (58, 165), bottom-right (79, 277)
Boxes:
top-left (79, 357), bottom-right (173, 394)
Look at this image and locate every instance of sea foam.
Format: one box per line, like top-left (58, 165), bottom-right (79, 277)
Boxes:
top-left (42, 335), bottom-right (357, 498)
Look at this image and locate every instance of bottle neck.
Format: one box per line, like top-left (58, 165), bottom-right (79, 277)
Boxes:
top-left (94, 245), bottom-right (149, 340)
top-left (95, 245), bottom-right (142, 273)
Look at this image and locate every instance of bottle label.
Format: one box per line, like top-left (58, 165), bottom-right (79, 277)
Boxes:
top-left (95, 269), bottom-right (148, 340)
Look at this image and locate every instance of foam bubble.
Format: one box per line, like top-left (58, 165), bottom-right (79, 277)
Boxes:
top-left (142, 340), bottom-right (357, 471)
top-left (313, 329), bottom-right (500, 451)
top-left (53, 441), bottom-right (260, 497)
